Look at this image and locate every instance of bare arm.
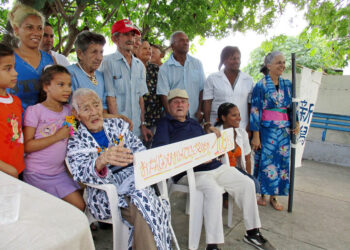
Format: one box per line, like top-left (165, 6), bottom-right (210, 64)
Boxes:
top-left (139, 96), bottom-right (153, 142)
top-left (0, 160), bottom-right (18, 178)
top-left (245, 154), bottom-right (252, 174)
top-left (24, 126), bottom-right (70, 153)
top-left (203, 99), bottom-right (213, 124)
top-left (160, 95), bottom-right (169, 114)
top-left (195, 90), bottom-right (204, 122)
top-left (251, 131), bottom-right (261, 151)
top-left (103, 113), bottom-right (133, 131)
top-left (107, 96), bottom-right (118, 114)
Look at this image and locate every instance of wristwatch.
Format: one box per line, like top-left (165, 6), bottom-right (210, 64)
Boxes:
top-left (141, 121), bottom-right (147, 126)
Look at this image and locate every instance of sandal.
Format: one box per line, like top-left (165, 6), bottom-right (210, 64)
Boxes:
top-left (270, 197), bottom-right (283, 211)
top-left (257, 196), bottom-right (266, 206)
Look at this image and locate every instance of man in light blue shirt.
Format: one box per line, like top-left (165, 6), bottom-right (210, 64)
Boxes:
top-left (157, 31), bottom-right (206, 122)
top-left (100, 19), bottom-right (152, 139)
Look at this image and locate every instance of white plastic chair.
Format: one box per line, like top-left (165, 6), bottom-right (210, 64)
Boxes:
top-left (65, 158), bottom-right (129, 250)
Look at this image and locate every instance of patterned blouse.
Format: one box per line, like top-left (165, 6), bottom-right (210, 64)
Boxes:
top-left (143, 62), bottom-right (162, 127)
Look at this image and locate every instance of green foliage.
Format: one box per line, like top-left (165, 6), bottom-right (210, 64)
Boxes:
top-left (0, 0), bottom-right (307, 56)
top-left (0, 8), bottom-right (8, 41)
top-left (300, 0), bottom-right (349, 69)
top-left (243, 35), bottom-right (345, 82)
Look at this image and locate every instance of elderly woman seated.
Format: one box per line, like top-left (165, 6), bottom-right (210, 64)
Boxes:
top-left (66, 88), bottom-right (171, 250)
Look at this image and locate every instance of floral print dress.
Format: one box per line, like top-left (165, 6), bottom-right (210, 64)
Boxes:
top-left (143, 62), bottom-right (162, 128)
top-left (250, 75), bottom-right (292, 196)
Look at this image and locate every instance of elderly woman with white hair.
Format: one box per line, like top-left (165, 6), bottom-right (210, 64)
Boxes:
top-left (66, 88), bottom-right (171, 250)
top-left (250, 51), bottom-right (299, 211)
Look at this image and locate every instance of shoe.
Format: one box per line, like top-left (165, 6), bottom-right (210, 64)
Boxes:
top-left (244, 232), bottom-right (276, 250)
top-left (206, 244), bottom-right (221, 250)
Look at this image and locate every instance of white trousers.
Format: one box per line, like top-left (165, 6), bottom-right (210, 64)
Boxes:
top-left (194, 164), bottom-right (262, 244)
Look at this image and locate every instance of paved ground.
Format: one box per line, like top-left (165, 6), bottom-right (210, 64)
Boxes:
top-left (92, 160), bottom-right (350, 250)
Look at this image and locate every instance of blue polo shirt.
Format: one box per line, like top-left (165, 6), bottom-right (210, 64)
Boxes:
top-left (152, 113), bottom-right (221, 182)
top-left (156, 54), bottom-right (205, 118)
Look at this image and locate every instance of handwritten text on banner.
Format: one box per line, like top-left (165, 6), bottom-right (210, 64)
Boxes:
top-left (134, 128), bottom-right (234, 189)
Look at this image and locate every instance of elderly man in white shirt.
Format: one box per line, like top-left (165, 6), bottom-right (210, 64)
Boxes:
top-left (203, 46), bottom-right (253, 132)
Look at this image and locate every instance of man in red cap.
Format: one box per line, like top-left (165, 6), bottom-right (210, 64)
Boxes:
top-left (100, 19), bottom-right (153, 141)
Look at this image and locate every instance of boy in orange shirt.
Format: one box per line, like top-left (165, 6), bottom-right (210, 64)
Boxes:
top-left (0, 43), bottom-right (24, 178)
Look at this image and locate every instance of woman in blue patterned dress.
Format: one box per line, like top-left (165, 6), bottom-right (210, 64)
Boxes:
top-left (250, 51), bottom-right (298, 211)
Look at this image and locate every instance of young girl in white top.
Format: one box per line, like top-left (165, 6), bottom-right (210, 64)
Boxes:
top-left (23, 65), bottom-right (85, 211)
top-left (215, 102), bottom-right (260, 194)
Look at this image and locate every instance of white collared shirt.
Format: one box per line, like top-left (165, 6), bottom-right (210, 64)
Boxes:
top-left (203, 70), bottom-right (253, 129)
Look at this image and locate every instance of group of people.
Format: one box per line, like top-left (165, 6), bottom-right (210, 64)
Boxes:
top-left (0, 2), bottom-right (299, 250)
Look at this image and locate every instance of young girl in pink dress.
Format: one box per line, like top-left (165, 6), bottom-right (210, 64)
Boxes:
top-left (23, 65), bottom-right (85, 211)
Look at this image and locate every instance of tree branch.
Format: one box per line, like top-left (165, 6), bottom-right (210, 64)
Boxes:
top-left (142, 0), bottom-right (153, 33)
top-left (122, 0), bottom-right (131, 20)
top-left (54, 0), bottom-right (69, 21)
top-left (102, 7), bottom-right (118, 27)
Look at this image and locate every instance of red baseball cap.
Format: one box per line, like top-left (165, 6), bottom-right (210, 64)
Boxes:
top-left (111, 19), bottom-right (140, 35)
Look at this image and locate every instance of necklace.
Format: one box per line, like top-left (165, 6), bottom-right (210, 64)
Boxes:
top-left (77, 62), bottom-right (98, 86)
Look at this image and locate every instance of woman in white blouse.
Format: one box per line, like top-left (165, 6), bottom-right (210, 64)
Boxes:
top-left (203, 46), bottom-right (254, 133)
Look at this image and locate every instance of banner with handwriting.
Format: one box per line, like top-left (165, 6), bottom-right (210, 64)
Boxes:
top-left (134, 128), bottom-right (234, 189)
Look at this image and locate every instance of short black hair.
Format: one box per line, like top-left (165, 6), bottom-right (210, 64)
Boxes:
top-left (45, 21), bottom-right (52, 27)
top-left (218, 46), bottom-right (240, 70)
top-left (0, 43), bottom-right (14, 59)
top-left (75, 30), bottom-right (106, 53)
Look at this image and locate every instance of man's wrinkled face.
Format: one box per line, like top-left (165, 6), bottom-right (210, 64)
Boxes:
top-left (169, 97), bottom-right (189, 121)
top-left (114, 31), bottom-right (135, 53)
top-left (40, 25), bottom-right (54, 52)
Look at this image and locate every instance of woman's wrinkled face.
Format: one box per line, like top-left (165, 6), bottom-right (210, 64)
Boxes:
top-left (136, 41), bottom-right (152, 63)
top-left (15, 15), bottom-right (43, 49)
top-left (267, 54), bottom-right (286, 77)
top-left (74, 93), bottom-right (104, 133)
top-left (222, 106), bottom-right (241, 128)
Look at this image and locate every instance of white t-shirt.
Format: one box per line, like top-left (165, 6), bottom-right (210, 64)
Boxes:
top-left (203, 70), bottom-right (253, 129)
top-left (51, 50), bottom-right (70, 67)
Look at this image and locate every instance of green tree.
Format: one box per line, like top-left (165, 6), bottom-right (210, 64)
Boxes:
top-left (243, 35), bottom-right (345, 82)
top-left (301, 0), bottom-right (349, 69)
top-left (0, 0), bottom-right (305, 55)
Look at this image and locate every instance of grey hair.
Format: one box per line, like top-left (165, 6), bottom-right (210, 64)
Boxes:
top-left (264, 51), bottom-right (283, 66)
top-left (71, 88), bottom-right (99, 113)
top-left (112, 32), bottom-right (120, 37)
top-left (170, 31), bottom-right (186, 45)
top-left (74, 31), bottom-right (106, 53)
top-left (260, 51), bottom-right (284, 76)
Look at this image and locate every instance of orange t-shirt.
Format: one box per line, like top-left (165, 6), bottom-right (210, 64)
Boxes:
top-left (0, 94), bottom-right (25, 174)
top-left (227, 145), bottom-right (242, 167)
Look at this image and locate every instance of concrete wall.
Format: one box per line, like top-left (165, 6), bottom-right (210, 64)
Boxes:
top-left (283, 73), bottom-right (350, 166)
top-left (284, 73), bottom-right (350, 116)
